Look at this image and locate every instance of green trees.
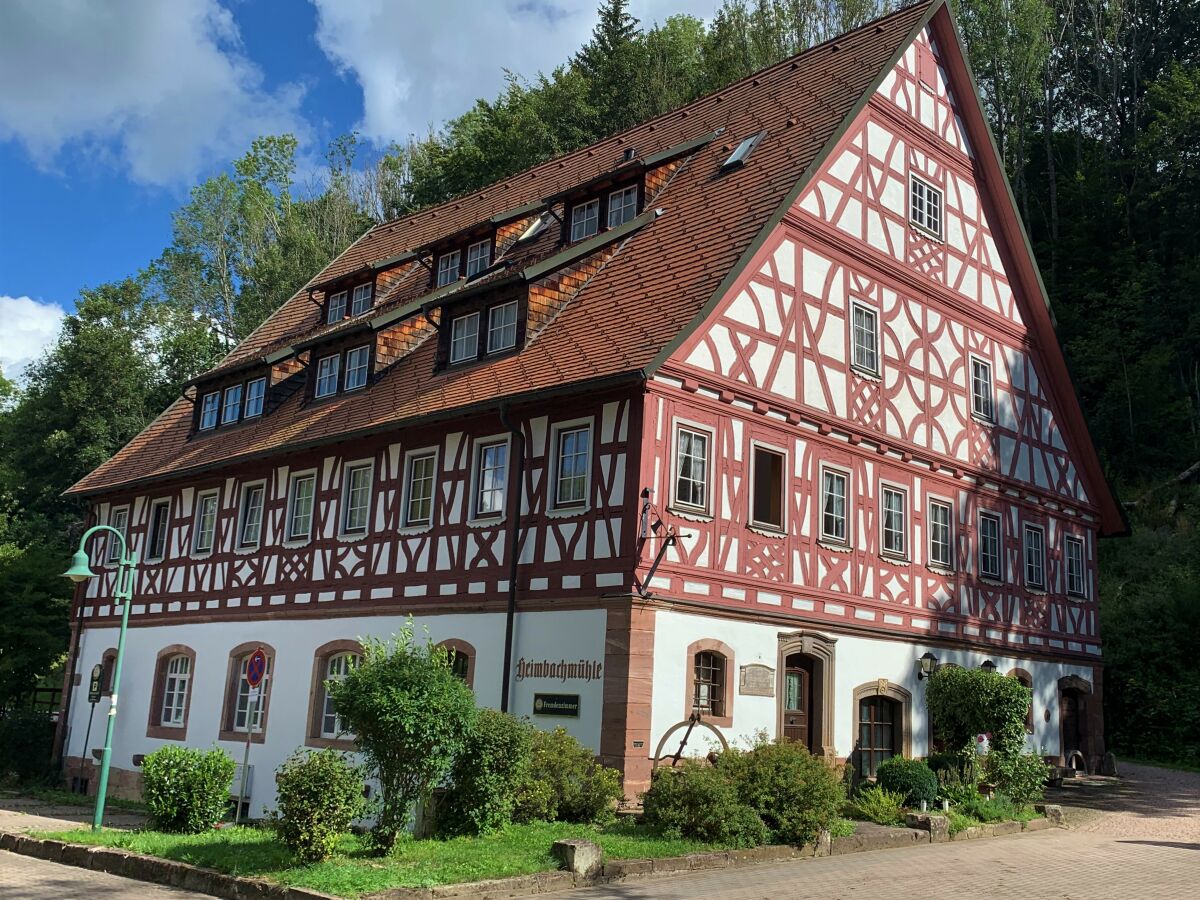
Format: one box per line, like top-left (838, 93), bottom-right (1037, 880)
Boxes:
top-left (326, 624), bottom-right (477, 854)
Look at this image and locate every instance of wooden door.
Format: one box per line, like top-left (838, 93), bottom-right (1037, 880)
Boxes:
top-left (1062, 692), bottom-right (1087, 759)
top-left (783, 667), bottom-right (810, 747)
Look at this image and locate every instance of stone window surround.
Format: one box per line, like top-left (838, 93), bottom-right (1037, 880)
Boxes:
top-left (684, 638), bottom-right (734, 728)
top-left (218, 641), bottom-right (276, 745)
top-left (851, 679), bottom-right (913, 763)
top-left (305, 639), bottom-right (363, 750)
top-left (436, 638), bottom-right (477, 690)
top-left (146, 644), bottom-right (197, 741)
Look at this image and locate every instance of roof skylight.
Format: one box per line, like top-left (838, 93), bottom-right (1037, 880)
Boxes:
top-left (721, 130), bottom-right (767, 172)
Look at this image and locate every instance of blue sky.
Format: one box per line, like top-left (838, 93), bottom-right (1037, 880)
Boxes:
top-left (0, 0), bottom-right (715, 380)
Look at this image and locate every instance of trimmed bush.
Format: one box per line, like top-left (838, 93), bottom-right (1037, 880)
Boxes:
top-left (875, 757), bottom-right (938, 807)
top-left (985, 750), bottom-right (1049, 809)
top-left (142, 745), bottom-right (235, 833)
top-left (272, 749), bottom-right (366, 863)
top-left (718, 739), bottom-right (845, 846)
top-left (514, 727), bottom-right (622, 825)
top-left (848, 785), bottom-right (906, 826)
top-left (642, 761), bottom-right (769, 847)
top-left (439, 709), bottom-right (532, 836)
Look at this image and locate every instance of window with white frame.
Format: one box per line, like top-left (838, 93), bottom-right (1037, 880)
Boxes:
top-left (147, 499), bottom-right (170, 561)
top-left (674, 427), bottom-right (709, 511)
top-left (436, 250), bottom-right (461, 287)
top-left (314, 354), bottom-right (339, 398)
top-left (450, 312), bottom-right (479, 363)
top-left (233, 653), bottom-right (270, 733)
top-left (222, 384), bottom-right (243, 425)
top-left (193, 491), bottom-right (218, 554)
top-left (881, 486), bottom-right (908, 558)
top-left (344, 345), bottom-right (370, 391)
top-left (487, 301), bottom-right (518, 353)
top-left (342, 463), bottom-right (373, 536)
top-left (607, 185), bottom-right (638, 228)
top-left (751, 445), bottom-right (785, 530)
top-left (199, 392), bottom-right (220, 430)
top-left (238, 483), bottom-right (265, 549)
top-left (350, 283), bottom-right (373, 316)
top-left (107, 507), bottom-right (129, 563)
top-left (851, 302), bottom-right (879, 374)
top-left (910, 175), bottom-right (943, 237)
top-left (321, 652), bottom-right (360, 738)
top-left (474, 441), bottom-right (508, 518)
top-left (971, 357), bottom-right (995, 421)
top-left (466, 239), bottom-right (491, 277)
top-left (928, 499), bottom-right (953, 568)
top-left (327, 290), bottom-right (347, 323)
top-left (570, 199), bottom-right (599, 241)
top-left (1065, 535), bottom-right (1086, 597)
top-left (287, 473), bottom-right (315, 541)
top-left (1023, 524), bottom-right (1046, 589)
top-left (160, 655), bottom-right (191, 727)
top-left (244, 377), bottom-right (266, 418)
top-left (404, 452), bottom-right (436, 526)
top-left (821, 468), bottom-right (849, 544)
top-left (978, 511), bottom-right (1002, 579)
top-left (554, 426), bottom-right (590, 508)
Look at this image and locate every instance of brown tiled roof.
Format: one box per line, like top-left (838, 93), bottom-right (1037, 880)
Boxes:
top-left (68, 0), bottom-right (937, 497)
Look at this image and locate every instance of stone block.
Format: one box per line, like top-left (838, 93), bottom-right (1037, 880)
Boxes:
top-left (1022, 817), bottom-right (1051, 832)
top-left (31, 838), bottom-right (66, 861)
top-left (652, 854), bottom-right (691, 873)
top-left (992, 821), bottom-right (1021, 836)
top-left (811, 829), bottom-right (832, 857)
top-left (905, 813), bottom-right (950, 843)
top-left (1034, 803), bottom-right (1065, 826)
top-left (603, 858), bottom-right (654, 878)
top-left (551, 839), bottom-right (603, 878)
top-left (60, 843), bottom-right (93, 867)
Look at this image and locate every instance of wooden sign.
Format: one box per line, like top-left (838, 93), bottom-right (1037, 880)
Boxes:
top-left (739, 663), bottom-right (775, 697)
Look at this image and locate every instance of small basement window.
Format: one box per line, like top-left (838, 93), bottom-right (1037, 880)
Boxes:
top-left (721, 130), bottom-right (766, 172)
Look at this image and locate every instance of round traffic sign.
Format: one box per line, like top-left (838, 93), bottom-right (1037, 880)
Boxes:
top-left (246, 648), bottom-right (267, 688)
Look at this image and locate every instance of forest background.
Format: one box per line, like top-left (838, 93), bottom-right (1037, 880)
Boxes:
top-left (1, 0), bottom-right (1196, 765)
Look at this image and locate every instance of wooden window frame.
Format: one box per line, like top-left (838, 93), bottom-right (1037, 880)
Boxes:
top-left (326, 290), bottom-right (347, 324)
top-left (570, 198), bottom-right (600, 242)
top-left (285, 471), bottom-right (316, 542)
top-left (146, 498), bottom-right (171, 562)
top-left (820, 465), bottom-right (851, 545)
top-left (978, 510), bottom-right (1002, 580)
top-left (306, 639), bottom-right (363, 750)
top-left (1065, 535), bottom-right (1087, 598)
top-left (146, 645), bottom-right (197, 740)
top-left (236, 480), bottom-right (266, 550)
top-left (449, 312), bottom-right (480, 364)
top-left (685, 639), bottom-right (734, 728)
top-left (349, 282), bottom-right (374, 316)
top-left (218, 642), bottom-right (276, 744)
top-left (970, 355), bottom-right (995, 423)
top-left (909, 173), bottom-right (943, 239)
top-left (551, 422), bottom-right (592, 511)
top-left (343, 344), bottom-right (371, 392)
top-left (851, 681), bottom-right (913, 778)
top-left (880, 483), bottom-right (908, 560)
top-left (849, 300), bottom-right (880, 376)
top-left (486, 301), bottom-right (519, 354)
top-left (192, 489), bottom-right (219, 556)
top-left (402, 448), bottom-right (438, 527)
top-left (672, 423), bottom-right (712, 515)
top-left (466, 238), bottom-right (492, 277)
top-left (221, 383), bottom-right (243, 426)
top-left (436, 250), bottom-right (462, 287)
top-left (749, 441), bottom-right (787, 532)
top-left (243, 377), bottom-right (267, 419)
top-left (340, 461), bottom-right (374, 538)
top-left (199, 391), bottom-right (220, 430)
top-left (606, 185), bottom-right (638, 228)
top-left (927, 497), bottom-right (953, 569)
top-left (1023, 523), bottom-right (1046, 590)
top-left (471, 438), bottom-right (509, 521)
top-left (106, 506), bottom-right (129, 563)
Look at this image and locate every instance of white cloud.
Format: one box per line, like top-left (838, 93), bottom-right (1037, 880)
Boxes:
top-left (0, 295), bottom-right (65, 382)
top-left (0, 0), bottom-right (307, 186)
top-left (311, 0), bottom-right (719, 146)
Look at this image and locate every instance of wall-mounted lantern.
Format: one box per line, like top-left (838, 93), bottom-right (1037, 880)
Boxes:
top-left (981, 660), bottom-right (998, 674)
top-left (917, 652), bottom-right (939, 680)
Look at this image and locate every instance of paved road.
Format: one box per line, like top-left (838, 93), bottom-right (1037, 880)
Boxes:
top-left (1, 762), bottom-right (1195, 898)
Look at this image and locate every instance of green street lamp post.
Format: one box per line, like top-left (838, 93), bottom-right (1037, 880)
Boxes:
top-left (62, 526), bottom-right (139, 832)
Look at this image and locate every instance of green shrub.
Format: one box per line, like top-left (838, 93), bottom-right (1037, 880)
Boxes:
top-left (327, 624), bottom-right (477, 854)
top-left (945, 807), bottom-right (977, 835)
top-left (848, 785), bottom-right (906, 825)
top-left (985, 750), bottom-right (1048, 809)
top-left (875, 757), bottom-right (938, 807)
top-left (141, 746), bottom-right (235, 833)
top-left (514, 727), bottom-right (622, 825)
top-left (272, 749), bottom-right (366, 863)
top-left (957, 792), bottom-right (1021, 823)
top-left (718, 739), bottom-right (845, 846)
top-left (641, 761), bottom-right (769, 847)
top-left (0, 709), bottom-right (55, 784)
top-left (925, 666), bottom-right (1031, 758)
top-left (936, 766), bottom-right (980, 807)
top-left (926, 751), bottom-right (971, 777)
top-left (827, 817), bottom-right (856, 838)
top-left (439, 709), bottom-right (532, 836)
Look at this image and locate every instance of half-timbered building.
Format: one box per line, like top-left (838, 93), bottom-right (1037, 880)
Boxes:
top-left (60, 0), bottom-right (1122, 811)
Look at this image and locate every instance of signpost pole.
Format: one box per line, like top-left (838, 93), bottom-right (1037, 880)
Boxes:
top-left (78, 664), bottom-right (103, 793)
top-left (234, 648), bottom-right (267, 825)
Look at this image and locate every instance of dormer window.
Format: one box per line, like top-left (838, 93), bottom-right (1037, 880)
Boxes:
top-left (221, 384), bottom-right (243, 425)
top-left (571, 199), bottom-right (600, 241)
top-left (344, 345), bottom-right (371, 391)
top-left (199, 392), bottom-right (220, 430)
top-left (244, 377), bottom-right (266, 418)
top-left (350, 283), bottom-right (373, 316)
top-left (450, 312), bottom-right (480, 363)
top-left (437, 251), bottom-right (461, 287)
top-left (607, 185), bottom-right (638, 228)
top-left (315, 354), bottom-right (340, 398)
top-left (327, 290), bottom-right (347, 324)
top-left (466, 239), bottom-right (491, 277)
top-left (487, 301), bottom-right (518, 353)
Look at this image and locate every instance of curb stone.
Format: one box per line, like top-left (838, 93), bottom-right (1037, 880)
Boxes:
top-left (0, 817), bottom-right (1060, 900)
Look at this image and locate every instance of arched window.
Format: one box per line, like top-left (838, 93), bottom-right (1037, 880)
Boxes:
top-left (146, 644), bottom-right (197, 740)
top-left (219, 642), bottom-right (276, 744)
top-left (307, 640), bottom-right (363, 748)
top-left (685, 639), bottom-right (734, 727)
top-left (437, 639), bottom-right (476, 690)
top-left (1009, 668), bottom-right (1035, 734)
top-left (100, 648), bottom-right (118, 696)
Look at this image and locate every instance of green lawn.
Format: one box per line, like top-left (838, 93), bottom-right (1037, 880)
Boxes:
top-left (40, 821), bottom-right (726, 897)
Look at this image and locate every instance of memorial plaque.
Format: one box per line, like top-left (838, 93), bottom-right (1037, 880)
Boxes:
top-left (739, 663), bottom-right (775, 697)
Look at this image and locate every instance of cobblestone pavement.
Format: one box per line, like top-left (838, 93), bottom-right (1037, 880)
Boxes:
top-left (0, 852), bottom-right (209, 900)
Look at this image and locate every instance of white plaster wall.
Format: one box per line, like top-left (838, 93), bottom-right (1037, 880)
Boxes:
top-left (651, 609), bottom-right (1095, 762)
top-left (67, 607), bottom-right (606, 817)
